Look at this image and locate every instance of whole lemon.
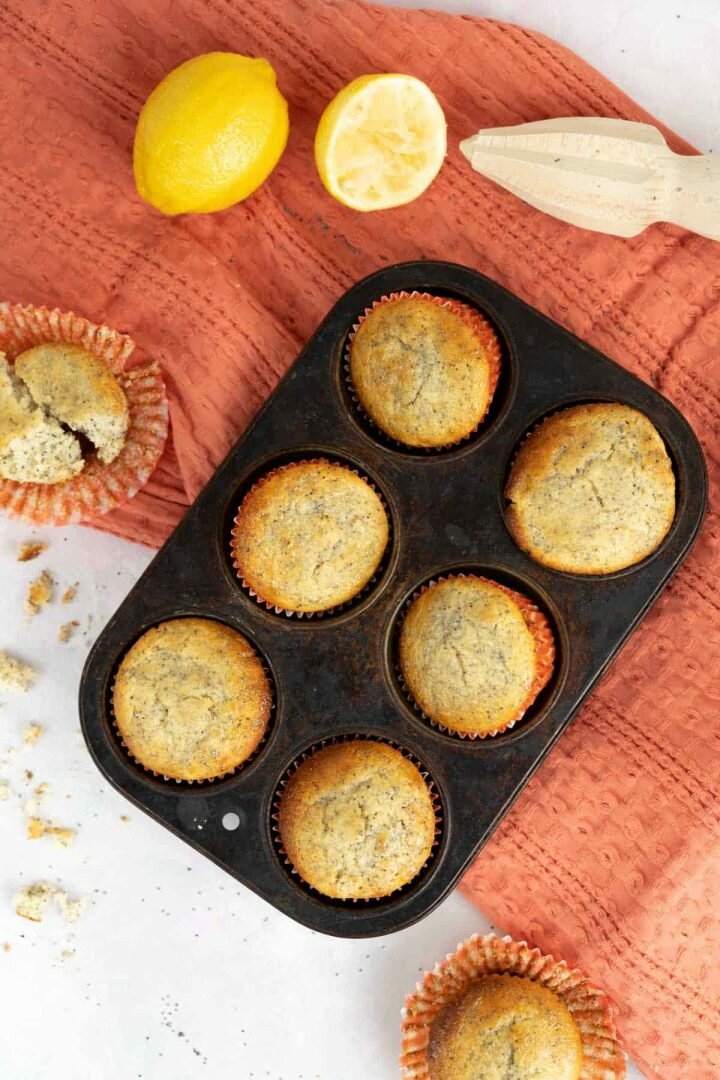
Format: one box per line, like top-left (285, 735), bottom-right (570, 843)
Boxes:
top-left (133, 52), bottom-right (289, 215)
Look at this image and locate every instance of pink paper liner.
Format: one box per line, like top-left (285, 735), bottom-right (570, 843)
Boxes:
top-left (345, 291), bottom-right (502, 451)
top-left (400, 933), bottom-right (626, 1079)
top-left (230, 458), bottom-right (392, 619)
top-left (397, 573), bottom-right (556, 738)
top-left (0, 302), bottom-right (168, 525)
top-left (271, 734), bottom-right (443, 903)
top-left (109, 622), bottom-right (275, 786)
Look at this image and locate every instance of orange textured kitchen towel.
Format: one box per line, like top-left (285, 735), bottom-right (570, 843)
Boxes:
top-left (1, 2), bottom-right (718, 1076)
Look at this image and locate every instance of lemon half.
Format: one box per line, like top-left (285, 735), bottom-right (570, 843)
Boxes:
top-left (133, 52), bottom-right (289, 215)
top-left (315, 74), bottom-right (447, 212)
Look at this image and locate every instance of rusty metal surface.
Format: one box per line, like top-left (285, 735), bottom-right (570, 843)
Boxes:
top-left (79, 261), bottom-right (707, 937)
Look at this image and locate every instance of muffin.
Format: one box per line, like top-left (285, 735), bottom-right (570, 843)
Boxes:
top-left (113, 618), bottom-right (272, 781)
top-left (505, 403), bottom-right (676, 574)
top-left (399, 575), bottom-right (554, 737)
top-left (231, 460), bottom-right (389, 614)
top-left (401, 934), bottom-right (626, 1080)
top-left (428, 974), bottom-right (583, 1080)
top-left (348, 293), bottom-right (501, 448)
top-left (276, 741), bottom-right (436, 900)
top-left (15, 343), bottom-right (130, 464)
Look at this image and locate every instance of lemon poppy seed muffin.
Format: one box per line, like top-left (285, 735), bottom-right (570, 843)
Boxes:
top-left (277, 741), bottom-right (436, 900)
top-left (113, 618), bottom-right (272, 781)
top-left (349, 295), bottom-right (500, 448)
top-left (231, 460), bottom-right (389, 613)
top-left (505, 403), bottom-right (676, 575)
top-left (399, 576), bottom-right (554, 736)
top-left (15, 343), bottom-right (130, 465)
top-left (427, 974), bottom-right (583, 1080)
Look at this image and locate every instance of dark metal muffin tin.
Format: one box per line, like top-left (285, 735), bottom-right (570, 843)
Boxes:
top-left (79, 261), bottom-right (707, 938)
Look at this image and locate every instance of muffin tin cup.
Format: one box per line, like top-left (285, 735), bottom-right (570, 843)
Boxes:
top-left (400, 932), bottom-right (626, 1080)
top-left (229, 457), bottom-right (393, 620)
top-left (271, 734), bottom-right (443, 906)
top-left (344, 291), bottom-right (502, 453)
top-left (0, 302), bottom-right (169, 526)
top-left (394, 573), bottom-right (556, 739)
top-left (108, 631), bottom-right (276, 788)
top-left (79, 259), bottom-right (706, 938)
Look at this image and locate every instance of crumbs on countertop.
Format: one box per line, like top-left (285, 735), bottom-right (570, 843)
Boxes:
top-left (23, 724), bottom-right (42, 746)
top-left (61, 582), bottom-right (78, 604)
top-left (58, 620), bottom-right (80, 643)
top-left (25, 569), bottom-right (54, 616)
top-left (17, 541), bottom-right (47, 563)
top-left (14, 883), bottom-right (86, 924)
top-left (2, 943), bottom-right (10, 953)
top-left (120, 815), bottom-right (130, 823)
top-left (0, 779), bottom-right (11, 800)
top-left (0, 651), bottom-right (35, 694)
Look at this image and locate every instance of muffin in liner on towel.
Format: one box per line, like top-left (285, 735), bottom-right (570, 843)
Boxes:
top-left (0, 302), bottom-right (168, 525)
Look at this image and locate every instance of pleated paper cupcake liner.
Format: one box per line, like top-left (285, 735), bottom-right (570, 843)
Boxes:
top-left (395, 573), bottom-right (556, 739)
top-left (229, 458), bottom-right (392, 620)
top-left (344, 291), bottom-right (502, 453)
top-left (271, 734), bottom-right (443, 905)
top-left (400, 932), bottom-right (626, 1080)
top-left (0, 302), bottom-right (168, 525)
top-left (109, 628), bottom-right (276, 788)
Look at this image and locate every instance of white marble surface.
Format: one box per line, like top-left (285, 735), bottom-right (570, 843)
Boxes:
top-left (3, 2), bottom-right (717, 1076)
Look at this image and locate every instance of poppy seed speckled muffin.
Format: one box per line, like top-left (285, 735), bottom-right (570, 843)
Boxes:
top-left (399, 576), bottom-right (554, 737)
top-left (505, 403), bottom-right (676, 575)
top-left (348, 294), bottom-right (500, 448)
top-left (230, 460), bottom-right (389, 614)
top-left (276, 741), bottom-right (436, 900)
top-left (427, 974), bottom-right (583, 1080)
top-left (113, 618), bottom-right (272, 781)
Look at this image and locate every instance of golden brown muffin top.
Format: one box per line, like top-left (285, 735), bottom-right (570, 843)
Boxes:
top-left (505, 403), bottom-right (675, 575)
top-left (113, 618), bottom-right (272, 781)
top-left (399, 577), bottom-right (542, 735)
top-left (277, 741), bottom-right (436, 900)
top-left (349, 297), bottom-right (493, 448)
top-left (428, 974), bottom-right (583, 1080)
top-left (231, 460), bottom-right (389, 613)
top-left (15, 343), bottom-right (129, 464)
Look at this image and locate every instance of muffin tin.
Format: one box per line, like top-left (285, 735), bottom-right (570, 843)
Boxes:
top-left (79, 260), bottom-right (707, 938)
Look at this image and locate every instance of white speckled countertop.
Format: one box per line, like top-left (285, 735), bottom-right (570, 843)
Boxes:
top-left (1, 2), bottom-right (717, 1076)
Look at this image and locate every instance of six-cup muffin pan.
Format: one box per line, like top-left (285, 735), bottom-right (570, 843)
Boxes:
top-left (79, 261), bottom-right (707, 938)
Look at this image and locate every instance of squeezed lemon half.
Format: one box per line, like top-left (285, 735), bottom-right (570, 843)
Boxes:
top-left (315, 73), bottom-right (447, 211)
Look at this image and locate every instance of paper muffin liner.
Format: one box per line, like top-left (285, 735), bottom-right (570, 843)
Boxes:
top-left (109, 625), bottom-right (276, 787)
top-left (400, 932), bottom-right (626, 1080)
top-left (271, 734), bottom-right (443, 905)
top-left (0, 302), bottom-right (168, 525)
top-left (395, 573), bottom-right (556, 739)
top-left (230, 458), bottom-right (392, 620)
top-left (344, 291), bottom-right (502, 453)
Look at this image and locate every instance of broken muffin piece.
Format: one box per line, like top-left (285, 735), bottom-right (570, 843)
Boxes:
top-left (0, 356), bottom-right (84, 484)
top-left (15, 343), bottom-right (129, 465)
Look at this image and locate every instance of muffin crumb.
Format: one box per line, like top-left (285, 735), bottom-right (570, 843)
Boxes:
top-left (17, 541), bottom-right (46, 563)
top-left (61, 583), bottom-right (78, 604)
top-left (23, 724), bottom-right (42, 746)
top-left (13, 882), bottom-right (54, 922)
top-left (58, 620), bottom-right (80, 643)
top-left (2, 943), bottom-right (10, 953)
top-left (0, 780), bottom-right (11, 800)
top-left (0, 652), bottom-right (35, 694)
top-left (25, 570), bottom-right (54, 616)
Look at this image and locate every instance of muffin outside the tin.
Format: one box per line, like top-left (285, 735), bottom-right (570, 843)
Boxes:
top-left (113, 618), bottom-right (272, 781)
top-left (427, 974), bottom-right (583, 1080)
top-left (348, 292), bottom-right (501, 448)
top-left (276, 741), bottom-right (437, 900)
top-left (230, 459), bottom-right (389, 615)
top-left (398, 575), bottom-right (554, 737)
top-left (505, 403), bottom-right (676, 575)
top-left (401, 933), bottom-right (626, 1080)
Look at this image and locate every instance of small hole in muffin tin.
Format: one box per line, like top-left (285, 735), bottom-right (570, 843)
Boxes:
top-left (221, 448), bottom-right (399, 625)
top-left (386, 565), bottom-right (567, 747)
top-left (104, 614), bottom-right (279, 794)
top-left (501, 396), bottom-right (682, 581)
top-left (336, 290), bottom-right (516, 461)
top-left (269, 733), bottom-right (445, 910)
top-left (222, 812), bottom-right (241, 831)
